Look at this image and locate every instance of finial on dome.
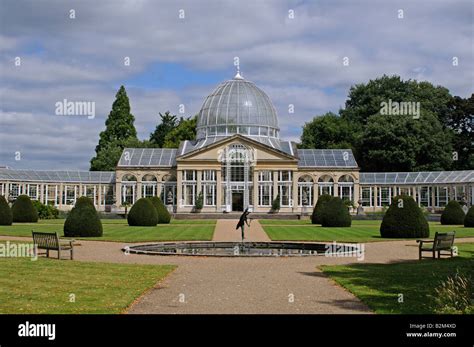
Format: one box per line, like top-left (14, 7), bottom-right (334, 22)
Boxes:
top-left (234, 66), bottom-right (243, 80)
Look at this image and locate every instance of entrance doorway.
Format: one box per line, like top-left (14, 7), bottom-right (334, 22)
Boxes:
top-left (232, 191), bottom-right (244, 211)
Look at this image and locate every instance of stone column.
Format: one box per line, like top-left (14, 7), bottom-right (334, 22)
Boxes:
top-left (353, 182), bottom-right (360, 206)
top-left (176, 170), bottom-right (183, 210)
top-left (115, 180), bottom-right (122, 206)
top-left (273, 171), bottom-right (278, 204)
top-left (196, 170), bottom-right (202, 198)
top-left (373, 185), bottom-right (378, 209)
top-left (431, 187), bottom-right (436, 209)
top-left (136, 176), bottom-right (142, 200)
top-left (292, 172), bottom-right (298, 212)
top-left (216, 169), bottom-right (222, 212)
top-left (59, 183), bottom-right (64, 208)
top-left (313, 182), bottom-right (318, 205)
top-left (333, 182), bottom-right (339, 197)
top-left (252, 170), bottom-right (258, 212)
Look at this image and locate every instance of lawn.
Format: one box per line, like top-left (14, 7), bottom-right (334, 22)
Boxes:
top-left (321, 243), bottom-right (474, 314)
top-left (261, 220), bottom-right (474, 242)
top-left (0, 256), bottom-right (175, 314)
top-left (0, 219), bottom-right (216, 242)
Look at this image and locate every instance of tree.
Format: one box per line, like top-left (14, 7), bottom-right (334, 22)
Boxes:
top-left (0, 195), bottom-right (12, 225)
top-left (341, 75), bottom-right (453, 126)
top-left (150, 112), bottom-right (178, 147)
top-left (90, 86), bottom-right (138, 171)
top-left (380, 195), bottom-right (429, 238)
top-left (300, 112), bottom-right (357, 150)
top-left (64, 197), bottom-right (103, 237)
top-left (446, 94), bottom-right (474, 170)
top-left (163, 116), bottom-right (197, 148)
top-left (359, 113), bottom-right (453, 171)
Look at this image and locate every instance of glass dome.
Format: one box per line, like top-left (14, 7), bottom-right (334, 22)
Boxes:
top-left (196, 72), bottom-right (280, 141)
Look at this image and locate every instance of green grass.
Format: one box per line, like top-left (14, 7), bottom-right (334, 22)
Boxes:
top-left (321, 243), bottom-right (474, 314)
top-left (261, 220), bottom-right (474, 242)
top-left (0, 256), bottom-right (175, 314)
top-left (0, 219), bottom-right (215, 242)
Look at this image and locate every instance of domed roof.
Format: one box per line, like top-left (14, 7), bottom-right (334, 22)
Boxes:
top-left (196, 72), bottom-right (280, 141)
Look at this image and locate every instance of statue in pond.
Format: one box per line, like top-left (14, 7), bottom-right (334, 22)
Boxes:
top-left (236, 208), bottom-right (251, 242)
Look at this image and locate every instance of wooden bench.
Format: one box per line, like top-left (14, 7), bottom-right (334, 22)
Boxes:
top-left (417, 231), bottom-right (455, 260)
top-left (32, 231), bottom-right (74, 260)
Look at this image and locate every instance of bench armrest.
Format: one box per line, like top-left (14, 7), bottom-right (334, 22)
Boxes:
top-left (416, 239), bottom-right (433, 244)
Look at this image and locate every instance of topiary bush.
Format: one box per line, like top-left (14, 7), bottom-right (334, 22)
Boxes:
top-left (319, 196), bottom-right (352, 227)
top-left (465, 206), bottom-right (474, 227)
top-left (127, 198), bottom-right (158, 226)
top-left (12, 195), bottom-right (38, 223)
top-left (64, 196), bottom-right (103, 237)
top-left (147, 196), bottom-right (171, 224)
top-left (440, 200), bottom-right (466, 225)
top-left (380, 195), bottom-right (429, 238)
top-left (0, 195), bottom-right (13, 226)
top-left (32, 200), bottom-right (59, 219)
top-left (272, 194), bottom-right (280, 212)
top-left (311, 194), bottom-right (332, 224)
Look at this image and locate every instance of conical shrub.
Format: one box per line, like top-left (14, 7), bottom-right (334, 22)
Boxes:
top-left (319, 196), bottom-right (352, 227)
top-left (147, 196), bottom-right (171, 224)
top-left (380, 195), bottom-right (429, 238)
top-left (464, 206), bottom-right (474, 227)
top-left (127, 198), bottom-right (158, 226)
top-left (311, 194), bottom-right (332, 224)
top-left (12, 195), bottom-right (38, 223)
top-left (0, 195), bottom-right (13, 226)
top-left (440, 200), bottom-right (466, 225)
top-left (64, 196), bottom-right (103, 237)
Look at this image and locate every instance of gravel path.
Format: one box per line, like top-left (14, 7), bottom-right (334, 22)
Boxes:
top-left (212, 219), bottom-right (270, 242)
top-left (2, 231), bottom-right (472, 314)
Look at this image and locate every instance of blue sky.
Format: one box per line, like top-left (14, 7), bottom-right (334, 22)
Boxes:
top-left (0, 0), bottom-right (472, 170)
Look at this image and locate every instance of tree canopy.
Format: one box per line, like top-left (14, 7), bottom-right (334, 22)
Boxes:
top-left (90, 86), bottom-right (138, 171)
top-left (300, 75), bottom-right (467, 172)
top-left (149, 111), bottom-right (179, 147)
top-left (163, 116), bottom-right (197, 148)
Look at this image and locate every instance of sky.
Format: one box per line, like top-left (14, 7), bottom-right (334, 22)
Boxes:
top-left (0, 0), bottom-right (472, 170)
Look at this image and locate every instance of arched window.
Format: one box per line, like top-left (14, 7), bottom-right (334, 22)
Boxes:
top-left (318, 175), bottom-right (334, 196)
top-left (142, 174), bottom-right (157, 198)
top-left (338, 175), bottom-right (354, 203)
top-left (121, 174), bottom-right (136, 205)
top-left (298, 175), bottom-right (313, 207)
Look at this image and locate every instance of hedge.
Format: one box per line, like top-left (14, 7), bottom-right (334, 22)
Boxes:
top-left (380, 195), bottom-right (429, 238)
top-left (0, 195), bottom-right (12, 226)
top-left (127, 198), bottom-right (158, 226)
top-left (464, 206), bottom-right (474, 227)
top-left (64, 196), bottom-right (103, 237)
top-left (440, 200), bottom-right (465, 225)
top-left (311, 194), bottom-right (332, 224)
top-left (147, 196), bottom-right (171, 224)
top-left (319, 196), bottom-right (352, 227)
top-left (12, 195), bottom-right (38, 223)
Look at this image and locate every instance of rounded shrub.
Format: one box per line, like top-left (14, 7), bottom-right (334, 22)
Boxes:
top-left (464, 206), bottom-right (474, 227)
top-left (440, 200), bottom-right (466, 225)
top-left (12, 195), bottom-right (38, 223)
top-left (127, 198), bottom-right (158, 226)
top-left (319, 197), bottom-right (352, 227)
top-left (311, 194), bottom-right (332, 224)
top-left (64, 196), bottom-right (103, 237)
top-left (32, 200), bottom-right (59, 220)
top-left (147, 196), bottom-right (171, 224)
top-left (0, 195), bottom-right (13, 226)
top-left (380, 195), bottom-right (429, 238)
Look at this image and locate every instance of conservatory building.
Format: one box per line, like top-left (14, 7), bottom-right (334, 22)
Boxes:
top-left (0, 73), bottom-right (473, 214)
